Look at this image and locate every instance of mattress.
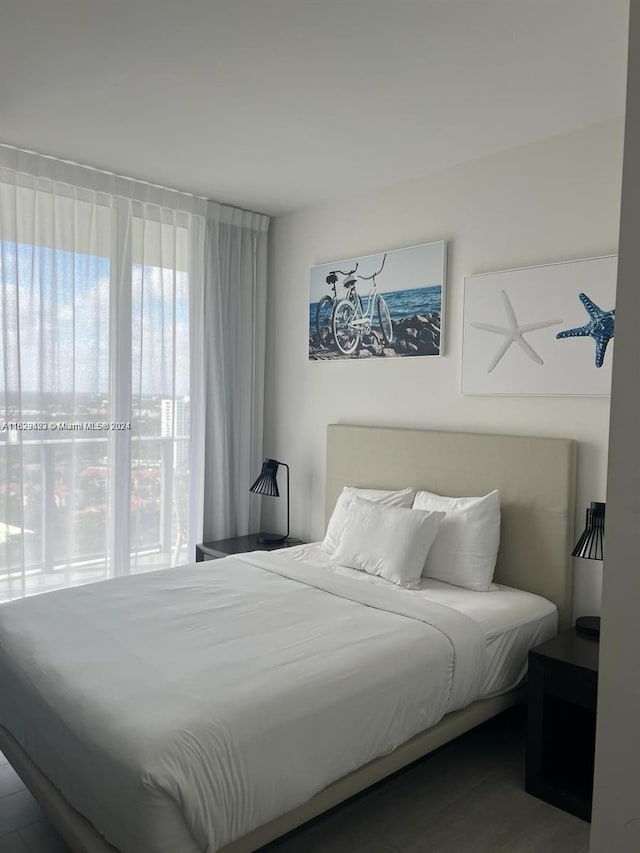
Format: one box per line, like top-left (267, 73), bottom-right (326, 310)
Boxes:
top-left (0, 548), bottom-right (554, 853)
top-left (285, 542), bottom-right (558, 696)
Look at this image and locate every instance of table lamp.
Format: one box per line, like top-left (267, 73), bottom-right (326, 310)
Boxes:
top-left (249, 458), bottom-right (290, 544)
top-left (572, 501), bottom-right (605, 639)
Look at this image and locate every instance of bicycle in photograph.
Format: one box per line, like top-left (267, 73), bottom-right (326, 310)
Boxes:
top-left (315, 263), bottom-right (360, 344)
top-left (332, 253), bottom-right (393, 355)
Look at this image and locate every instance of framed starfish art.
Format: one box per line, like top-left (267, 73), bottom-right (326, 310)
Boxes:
top-left (462, 255), bottom-right (617, 395)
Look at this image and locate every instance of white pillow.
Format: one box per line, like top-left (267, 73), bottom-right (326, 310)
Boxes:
top-left (321, 486), bottom-right (415, 554)
top-left (331, 497), bottom-right (445, 589)
top-left (412, 489), bottom-right (500, 591)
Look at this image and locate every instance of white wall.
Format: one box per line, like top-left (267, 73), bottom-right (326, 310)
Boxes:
top-left (263, 119), bottom-right (623, 619)
top-left (591, 1), bottom-right (640, 847)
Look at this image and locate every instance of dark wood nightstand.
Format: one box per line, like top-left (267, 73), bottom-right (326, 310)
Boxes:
top-left (526, 627), bottom-right (599, 821)
top-left (195, 535), bottom-right (304, 561)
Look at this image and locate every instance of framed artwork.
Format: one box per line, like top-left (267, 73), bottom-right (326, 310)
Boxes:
top-left (462, 255), bottom-right (617, 396)
top-left (309, 240), bottom-right (446, 361)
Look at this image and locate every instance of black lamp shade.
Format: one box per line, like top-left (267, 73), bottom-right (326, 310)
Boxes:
top-left (572, 501), bottom-right (605, 561)
top-left (249, 459), bottom-right (280, 497)
top-left (249, 458), bottom-right (290, 543)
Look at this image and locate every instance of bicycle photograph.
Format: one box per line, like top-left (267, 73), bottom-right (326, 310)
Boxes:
top-left (308, 240), bottom-right (446, 361)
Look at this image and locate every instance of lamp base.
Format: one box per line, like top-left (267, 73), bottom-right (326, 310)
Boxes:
top-left (257, 532), bottom-right (287, 545)
top-left (575, 616), bottom-right (600, 639)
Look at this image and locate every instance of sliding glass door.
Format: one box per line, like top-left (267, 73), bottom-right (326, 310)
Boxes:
top-left (0, 178), bottom-right (195, 601)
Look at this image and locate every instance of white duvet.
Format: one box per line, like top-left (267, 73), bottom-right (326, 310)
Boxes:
top-left (0, 551), bottom-right (486, 853)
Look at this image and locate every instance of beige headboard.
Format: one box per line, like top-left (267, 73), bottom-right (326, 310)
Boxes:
top-left (326, 424), bottom-right (577, 630)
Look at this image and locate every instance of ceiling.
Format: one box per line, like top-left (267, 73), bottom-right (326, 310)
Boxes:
top-left (0, 0), bottom-right (629, 215)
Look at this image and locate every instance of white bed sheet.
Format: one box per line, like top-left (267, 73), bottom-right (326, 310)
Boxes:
top-left (0, 549), bottom-right (487, 853)
top-left (285, 543), bottom-right (558, 696)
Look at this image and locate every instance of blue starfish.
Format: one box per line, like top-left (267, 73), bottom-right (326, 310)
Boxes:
top-left (556, 293), bottom-right (615, 368)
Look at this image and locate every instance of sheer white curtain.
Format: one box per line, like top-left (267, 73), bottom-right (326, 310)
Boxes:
top-left (0, 146), bottom-right (208, 601)
top-left (202, 202), bottom-right (269, 540)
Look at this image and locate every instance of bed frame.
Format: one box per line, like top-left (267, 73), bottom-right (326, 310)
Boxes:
top-left (0, 424), bottom-right (577, 853)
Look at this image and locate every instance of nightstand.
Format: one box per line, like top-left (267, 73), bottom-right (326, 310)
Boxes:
top-left (195, 535), bottom-right (304, 561)
top-left (526, 627), bottom-right (599, 821)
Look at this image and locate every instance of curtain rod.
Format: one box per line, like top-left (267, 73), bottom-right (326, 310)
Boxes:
top-left (0, 141), bottom-right (269, 220)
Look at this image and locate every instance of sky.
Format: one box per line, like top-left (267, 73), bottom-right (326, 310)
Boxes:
top-left (0, 241), bottom-right (190, 397)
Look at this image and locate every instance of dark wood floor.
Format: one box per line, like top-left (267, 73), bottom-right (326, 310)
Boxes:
top-left (0, 706), bottom-right (590, 853)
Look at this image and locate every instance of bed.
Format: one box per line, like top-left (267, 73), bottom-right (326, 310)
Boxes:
top-left (0, 424), bottom-right (577, 853)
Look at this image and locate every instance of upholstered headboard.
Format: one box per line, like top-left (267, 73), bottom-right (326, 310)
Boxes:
top-left (325, 424), bottom-right (577, 630)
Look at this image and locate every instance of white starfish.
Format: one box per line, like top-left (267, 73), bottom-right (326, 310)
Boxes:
top-left (471, 290), bottom-right (563, 373)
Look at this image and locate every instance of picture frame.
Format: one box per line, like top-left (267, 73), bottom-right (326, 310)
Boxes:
top-left (309, 240), bottom-right (446, 361)
top-left (461, 254), bottom-right (617, 396)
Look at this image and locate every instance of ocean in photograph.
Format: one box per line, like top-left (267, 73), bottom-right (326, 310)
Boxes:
top-left (308, 285), bottom-right (441, 329)
top-left (384, 285), bottom-right (441, 320)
